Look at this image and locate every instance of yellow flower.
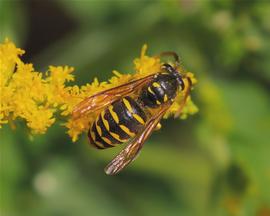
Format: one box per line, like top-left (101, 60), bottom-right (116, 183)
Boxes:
top-left (0, 39), bottom-right (198, 141)
top-left (0, 39), bottom-right (74, 133)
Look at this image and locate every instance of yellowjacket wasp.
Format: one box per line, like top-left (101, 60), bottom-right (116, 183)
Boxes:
top-left (72, 52), bottom-right (193, 175)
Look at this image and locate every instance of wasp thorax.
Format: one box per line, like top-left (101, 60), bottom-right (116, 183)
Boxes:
top-left (138, 72), bottom-right (179, 108)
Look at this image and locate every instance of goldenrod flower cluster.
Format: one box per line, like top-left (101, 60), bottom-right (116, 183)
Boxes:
top-left (0, 39), bottom-right (198, 141)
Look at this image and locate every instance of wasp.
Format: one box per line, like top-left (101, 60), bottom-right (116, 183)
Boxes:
top-left (72, 52), bottom-right (193, 175)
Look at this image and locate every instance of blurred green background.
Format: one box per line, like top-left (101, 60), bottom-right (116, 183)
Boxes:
top-left (1, 0), bottom-right (270, 216)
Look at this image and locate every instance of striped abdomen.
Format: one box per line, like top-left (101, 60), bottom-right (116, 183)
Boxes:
top-left (88, 96), bottom-right (147, 149)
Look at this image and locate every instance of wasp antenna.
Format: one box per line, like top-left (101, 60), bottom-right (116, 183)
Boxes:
top-left (184, 76), bottom-right (192, 87)
top-left (158, 51), bottom-right (180, 68)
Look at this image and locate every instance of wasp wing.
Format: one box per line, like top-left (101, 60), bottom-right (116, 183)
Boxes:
top-left (72, 74), bottom-right (156, 119)
top-left (104, 103), bottom-right (172, 175)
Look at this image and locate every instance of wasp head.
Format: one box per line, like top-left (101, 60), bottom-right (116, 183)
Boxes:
top-left (161, 63), bottom-right (185, 91)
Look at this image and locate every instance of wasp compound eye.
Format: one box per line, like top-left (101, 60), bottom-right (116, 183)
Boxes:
top-left (161, 63), bottom-right (175, 73)
top-left (177, 77), bottom-right (185, 91)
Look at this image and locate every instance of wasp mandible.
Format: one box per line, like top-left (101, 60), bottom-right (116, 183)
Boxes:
top-left (72, 52), bottom-right (193, 175)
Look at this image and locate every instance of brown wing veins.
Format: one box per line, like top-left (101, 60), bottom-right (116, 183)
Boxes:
top-left (72, 74), bottom-right (156, 120)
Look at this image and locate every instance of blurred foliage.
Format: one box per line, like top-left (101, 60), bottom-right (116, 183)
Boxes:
top-left (0, 0), bottom-right (270, 216)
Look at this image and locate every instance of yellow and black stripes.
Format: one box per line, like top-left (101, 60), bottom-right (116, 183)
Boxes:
top-left (139, 72), bottom-right (178, 108)
top-left (88, 96), bottom-right (147, 149)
